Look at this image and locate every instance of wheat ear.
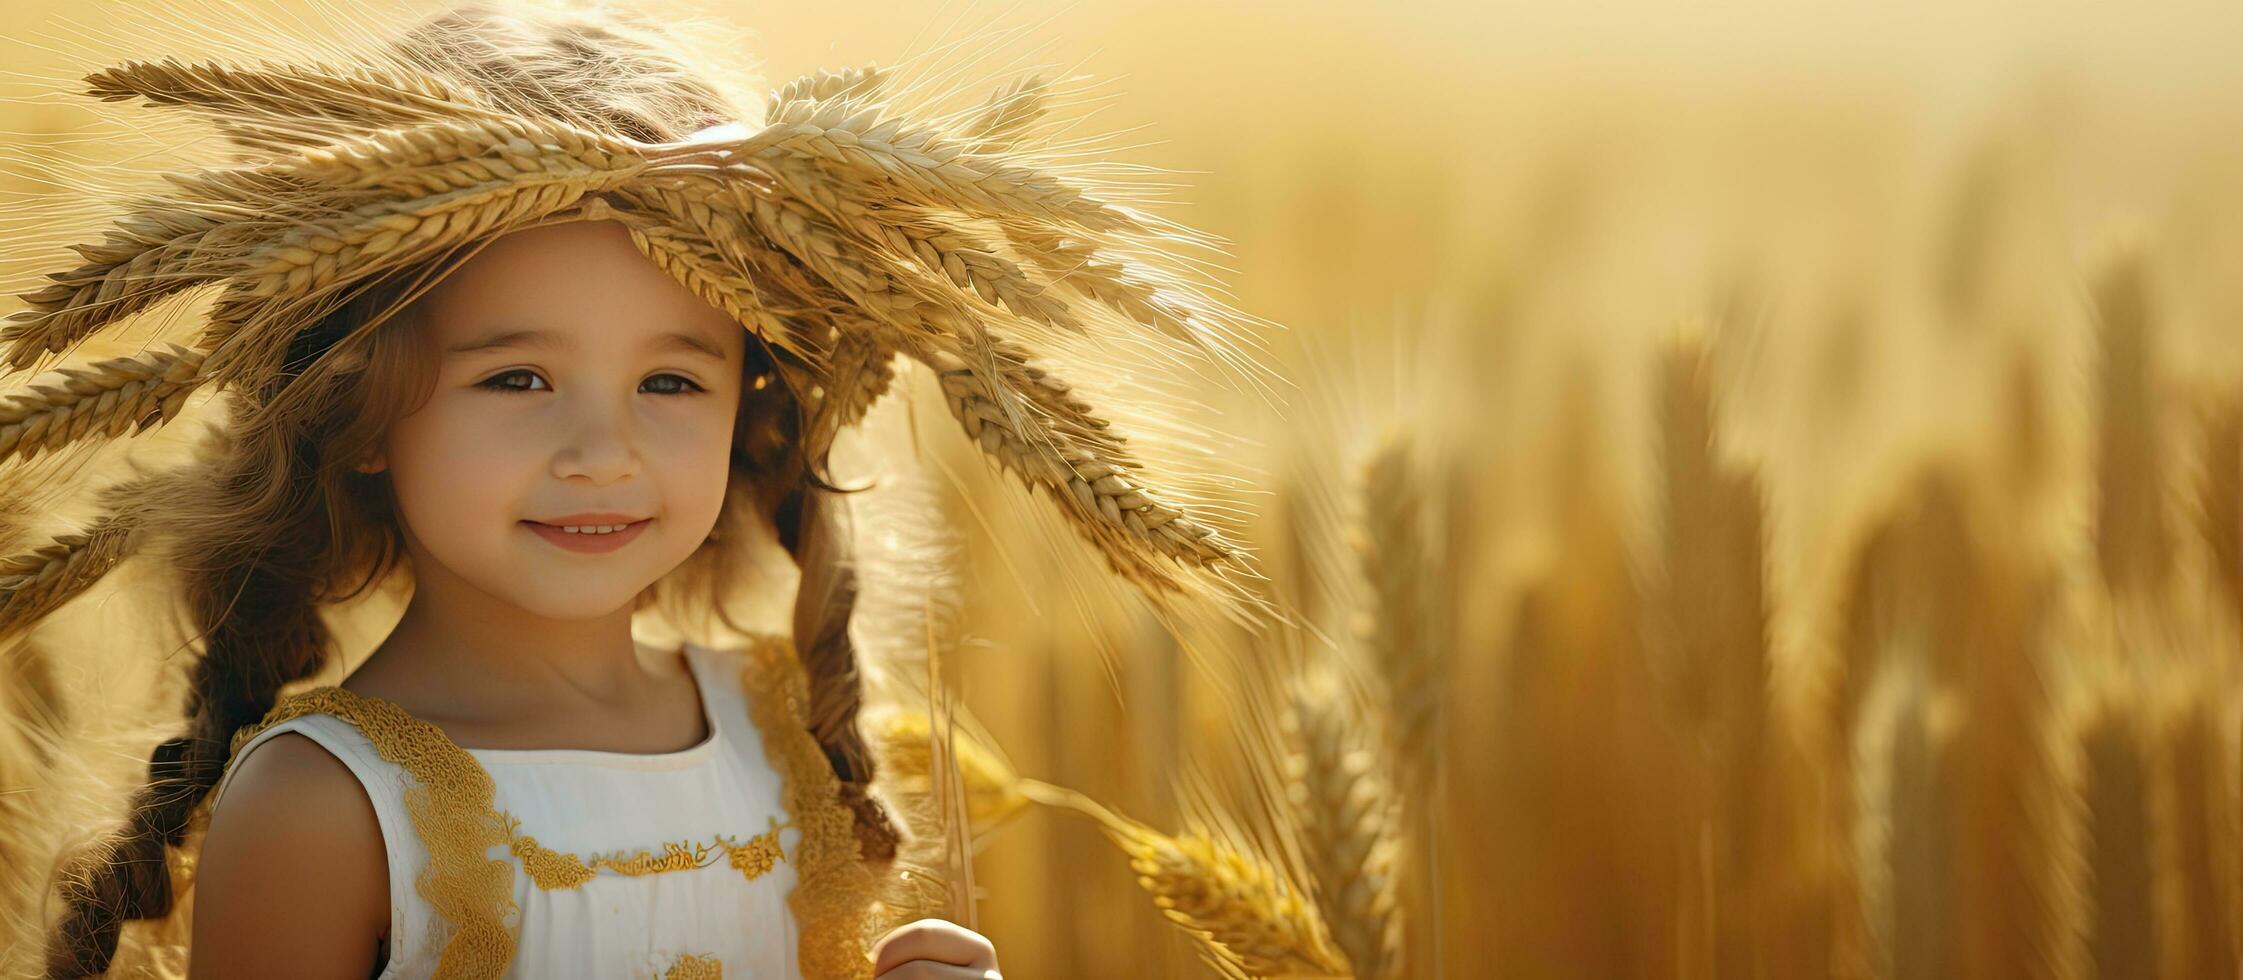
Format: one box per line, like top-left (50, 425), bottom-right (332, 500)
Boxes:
top-left (930, 354), bottom-right (1234, 574)
top-left (287, 115), bottom-right (644, 195)
top-left (1022, 780), bottom-right (1350, 978)
top-left (872, 710), bottom-right (1030, 832)
top-left (1002, 221), bottom-right (1227, 344)
top-left (194, 177), bottom-right (605, 389)
top-left (2152, 696), bottom-right (2239, 976)
top-left (804, 326), bottom-right (898, 459)
top-left (601, 202), bottom-right (792, 342)
top-left (84, 57), bottom-right (511, 152)
top-left (662, 170), bottom-right (1240, 579)
top-left (2080, 707), bottom-right (2154, 977)
top-left (230, 163), bottom-right (627, 300)
top-left (738, 102), bottom-right (1148, 235)
top-left (3, 227), bottom-right (225, 373)
top-left (2090, 244), bottom-right (2170, 594)
top-left (0, 344), bottom-right (206, 465)
top-left (1284, 675), bottom-right (1405, 980)
top-left (622, 176), bottom-right (898, 360)
top-left (1352, 435), bottom-right (1436, 796)
top-left (859, 209), bottom-right (1081, 332)
top-left (958, 74), bottom-right (1053, 153)
top-left (2194, 397), bottom-right (2243, 614)
top-left (0, 515), bottom-right (138, 642)
top-left (607, 182), bottom-right (838, 336)
top-left (744, 154), bottom-right (1084, 337)
top-left (0, 173), bottom-right (342, 373)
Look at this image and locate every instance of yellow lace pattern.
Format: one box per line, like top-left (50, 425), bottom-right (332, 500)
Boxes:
top-left (503, 813), bottom-right (788, 890)
top-left (734, 634), bottom-right (883, 980)
top-left (663, 952), bottom-right (724, 979)
top-left (225, 633), bottom-right (879, 979)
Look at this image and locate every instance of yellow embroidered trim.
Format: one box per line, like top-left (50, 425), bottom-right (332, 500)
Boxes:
top-left (230, 688), bottom-right (518, 980)
top-left (737, 633), bottom-right (883, 980)
top-left (503, 812), bottom-right (789, 890)
top-left (663, 952), bottom-right (724, 979)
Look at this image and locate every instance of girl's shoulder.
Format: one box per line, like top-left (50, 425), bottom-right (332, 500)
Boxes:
top-left (192, 728), bottom-right (393, 976)
top-left (211, 689), bottom-right (424, 819)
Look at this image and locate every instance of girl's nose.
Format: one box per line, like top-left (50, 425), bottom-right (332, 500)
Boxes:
top-left (551, 400), bottom-right (642, 484)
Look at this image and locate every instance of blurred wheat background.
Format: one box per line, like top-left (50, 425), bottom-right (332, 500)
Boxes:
top-left (3, 0), bottom-right (2243, 977)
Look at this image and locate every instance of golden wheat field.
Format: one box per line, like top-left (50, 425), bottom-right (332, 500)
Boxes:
top-left (1, 0), bottom-right (2242, 977)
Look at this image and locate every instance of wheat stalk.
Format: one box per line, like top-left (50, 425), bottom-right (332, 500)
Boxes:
top-left (1022, 780), bottom-right (1350, 978)
top-left (1881, 668), bottom-right (1957, 978)
top-left (0, 344), bottom-right (206, 465)
top-left (961, 335), bottom-right (1129, 458)
top-left (692, 172), bottom-right (1241, 582)
top-left (740, 177), bottom-right (957, 325)
top-left (630, 174), bottom-right (933, 354)
top-left (1650, 331), bottom-right (1778, 972)
top-left (755, 116), bottom-right (1240, 371)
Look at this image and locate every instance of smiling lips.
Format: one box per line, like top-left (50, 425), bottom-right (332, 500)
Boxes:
top-left (522, 515), bottom-right (651, 553)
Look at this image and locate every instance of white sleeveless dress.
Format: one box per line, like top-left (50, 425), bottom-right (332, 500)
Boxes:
top-left (208, 641), bottom-right (811, 979)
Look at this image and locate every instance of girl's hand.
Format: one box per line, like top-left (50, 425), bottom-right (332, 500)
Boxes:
top-left (870, 918), bottom-right (1002, 980)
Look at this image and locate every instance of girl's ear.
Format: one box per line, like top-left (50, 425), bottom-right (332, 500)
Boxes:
top-left (353, 451), bottom-right (387, 475)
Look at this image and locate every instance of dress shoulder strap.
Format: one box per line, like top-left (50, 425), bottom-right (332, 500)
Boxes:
top-left (226, 686), bottom-right (519, 979)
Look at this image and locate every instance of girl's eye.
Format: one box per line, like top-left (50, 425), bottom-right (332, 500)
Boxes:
top-left (477, 370), bottom-right (706, 396)
top-left (478, 369), bottom-right (548, 394)
top-left (641, 373), bottom-right (705, 396)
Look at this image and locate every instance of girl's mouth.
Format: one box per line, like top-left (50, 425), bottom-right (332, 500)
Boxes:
top-left (521, 518), bottom-right (651, 554)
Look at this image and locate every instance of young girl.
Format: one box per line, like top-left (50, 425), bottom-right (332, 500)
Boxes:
top-left (7, 1), bottom-right (1254, 977)
top-left (189, 210), bottom-right (991, 979)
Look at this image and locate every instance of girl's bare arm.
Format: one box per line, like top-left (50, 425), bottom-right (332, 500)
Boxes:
top-left (188, 733), bottom-right (388, 979)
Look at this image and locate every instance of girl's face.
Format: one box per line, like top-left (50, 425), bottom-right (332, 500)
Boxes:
top-left (362, 219), bottom-right (747, 619)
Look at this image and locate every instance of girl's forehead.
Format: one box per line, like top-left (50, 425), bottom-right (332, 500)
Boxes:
top-left (422, 220), bottom-right (741, 343)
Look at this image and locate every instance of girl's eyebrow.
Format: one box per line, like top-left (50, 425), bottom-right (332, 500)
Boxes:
top-left (446, 326), bottom-right (731, 363)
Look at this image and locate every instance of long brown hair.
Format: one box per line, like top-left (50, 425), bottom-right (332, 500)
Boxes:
top-left (43, 5), bottom-right (897, 975)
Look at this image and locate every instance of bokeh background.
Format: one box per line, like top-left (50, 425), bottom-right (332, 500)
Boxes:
top-left (4, 0), bottom-right (2243, 977)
